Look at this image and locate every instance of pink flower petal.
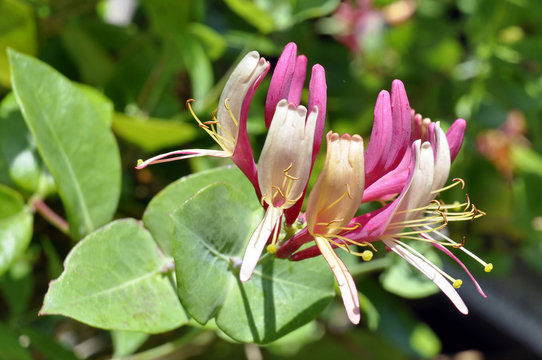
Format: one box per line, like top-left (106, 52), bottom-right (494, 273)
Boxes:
top-left (265, 42), bottom-right (297, 128)
top-left (446, 118), bottom-right (466, 163)
top-left (287, 55), bottom-right (307, 106)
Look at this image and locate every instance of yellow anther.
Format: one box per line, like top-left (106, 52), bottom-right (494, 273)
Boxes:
top-left (484, 263), bottom-right (493, 272)
top-left (266, 244), bottom-right (278, 254)
top-left (453, 279), bottom-right (463, 288)
top-left (362, 250), bottom-right (373, 262)
top-left (137, 159), bottom-right (143, 167)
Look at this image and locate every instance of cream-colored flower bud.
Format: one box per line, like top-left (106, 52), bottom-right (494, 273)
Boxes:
top-left (258, 99), bottom-right (318, 208)
top-left (307, 131), bottom-right (365, 236)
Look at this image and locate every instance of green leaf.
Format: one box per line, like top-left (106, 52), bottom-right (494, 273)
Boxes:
top-left (0, 322), bottom-right (32, 360)
top-left (380, 243), bottom-right (441, 298)
top-left (143, 166), bottom-right (253, 255)
top-left (9, 50), bottom-right (121, 240)
top-left (41, 219), bottom-right (188, 333)
top-left (172, 182), bottom-right (334, 343)
top-left (0, 184), bottom-right (33, 277)
top-left (0, 0), bottom-right (37, 87)
top-left (223, 0), bottom-right (276, 33)
top-left (112, 113), bottom-right (198, 152)
top-left (177, 34), bottom-right (214, 102)
top-left (60, 22), bottom-right (115, 86)
top-left (0, 93), bottom-right (55, 196)
top-left (111, 330), bottom-right (149, 358)
top-left (188, 23), bottom-right (227, 60)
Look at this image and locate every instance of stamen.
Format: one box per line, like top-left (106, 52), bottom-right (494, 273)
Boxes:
top-left (426, 228), bottom-right (494, 272)
top-left (431, 178), bottom-right (465, 194)
top-left (452, 236), bottom-right (466, 248)
top-left (362, 250), bottom-right (373, 261)
top-left (396, 240), bottom-right (462, 287)
top-left (224, 98), bottom-right (239, 127)
top-left (186, 99), bottom-right (235, 152)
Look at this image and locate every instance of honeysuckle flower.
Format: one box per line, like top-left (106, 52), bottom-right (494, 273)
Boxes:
top-left (292, 132), bottom-right (490, 314)
top-left (362, 80), bottom-right (466, 202)
top-left (135, 51), bottom-right (270, 190)
top-left (305, 131), bottom-right (366, 324)
top-left (239, 99), bottom-right (318, 282)
top-left (265, 42), bottom-right (327, 225)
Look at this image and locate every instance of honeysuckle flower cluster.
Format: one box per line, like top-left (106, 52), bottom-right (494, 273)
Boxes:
top-left (136, 43), bottom-right (491, 326)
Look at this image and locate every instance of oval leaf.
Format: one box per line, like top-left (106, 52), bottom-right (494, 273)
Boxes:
top-left (41, 219), bottom-right (188, 333)
top-left (172, 182), bottom-right (334, 343)
top-left (0, 184), bottom-right (33, 277)
top-left (8, 49), bottom-right (121, 240)
top-left (143, 166), bottom-right (254, 255)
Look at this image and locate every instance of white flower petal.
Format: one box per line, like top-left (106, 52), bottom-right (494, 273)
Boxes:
top-left (384, 239), bottom-right (468, 315)
top-left (315, 236), bottom-right (360, 324)
top-left (240, 206), bottom-right (282, 282)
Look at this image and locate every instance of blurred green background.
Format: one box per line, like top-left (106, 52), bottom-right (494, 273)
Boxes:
top-left (1, 0), bottom-right (542, 359)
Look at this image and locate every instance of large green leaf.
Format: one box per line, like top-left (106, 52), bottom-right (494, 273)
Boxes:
top-left (0, 93), bottom-right (55, 196)
top-left (172, 182), bottom-right (334, 343)
top-left (0, 0), bottom-right (36, 87)
top-left (41, 219), bottom-right (188, 333)
top-left (143, 166), bottom-right (255, 255)
top-left (9, 50), bottom-right (121, 240)
top-left (0, 184), bottom-right (33, 277)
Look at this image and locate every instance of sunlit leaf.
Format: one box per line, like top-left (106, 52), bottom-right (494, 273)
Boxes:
top-left (188, 23), bottom-right (227, 60)
top-left (143, 166), bottom-right (254, 255)
top-left (41, 219), bottom-right (188, 333)
top-left (9, 50), bottom-right (121, 240)
top-left (223, 0), bottom-right (276, 33)
top-left (172, 182), bottom-right (334, 343)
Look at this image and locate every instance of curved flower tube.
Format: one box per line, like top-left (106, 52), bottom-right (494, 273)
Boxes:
top-left (239, 100), bottom-right (318, 282)
top-left (265, 42), bottom-right (327, 225)
top-left (306, 132), bottom-right (366, 324)
top-left (136, 51), bottom-right (270, 191)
